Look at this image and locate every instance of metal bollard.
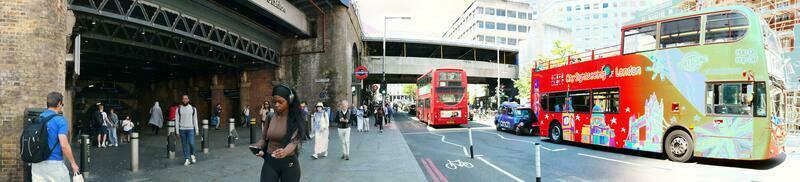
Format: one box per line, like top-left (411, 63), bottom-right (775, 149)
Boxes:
top-left (80, 134), bottom-right (90, 177)
top-left (202, 119), bottom-right (209, 154)
top-left (250, 118), bottom-right (257, 144)
top-left (167, 120), bottom-right (176, 159)
top-left (535, 143), bottom-right (541, 182)
top-left (131, 132), bottom-right (139, 172)
top-left (469, 127), bottom-right (474, 159)
top-left (228, 118), bottom-right (236, 148)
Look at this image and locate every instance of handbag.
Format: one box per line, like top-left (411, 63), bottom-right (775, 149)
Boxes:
top-left (72, 172), bottom-right (85, 182)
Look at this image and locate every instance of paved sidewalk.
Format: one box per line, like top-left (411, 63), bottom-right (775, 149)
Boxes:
top-left (299, 123), bottom-right (426, 182)
top-left (73, 122), bottom-right (425, 182)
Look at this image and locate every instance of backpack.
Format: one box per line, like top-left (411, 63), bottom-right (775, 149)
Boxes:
top-left (177, 106), bottom-right (196, 118)
top-left (20, 114), bottom-right (61, 163)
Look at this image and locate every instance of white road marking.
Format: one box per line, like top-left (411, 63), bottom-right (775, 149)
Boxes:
top-left (430, 133), bottom-right (470, 157)
top-left (578, 153), bottom-right (642, 167)
top-left (569, 176), bottom-right (590, 182)
top-left (428, 126), bottom-right (494, 132)
top-left (476, 130), bottom-right (567, 152)
top-left (476, 156), bottom-right (524, 182)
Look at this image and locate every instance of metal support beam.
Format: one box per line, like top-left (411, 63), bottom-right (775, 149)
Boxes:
top-left (69, 0), bottom-right (278, 65)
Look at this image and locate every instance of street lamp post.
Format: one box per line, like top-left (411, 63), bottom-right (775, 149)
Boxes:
top-left (496, 40), bottom-right (501, 110)
top-left (383, 16), bottom-right (411, 102)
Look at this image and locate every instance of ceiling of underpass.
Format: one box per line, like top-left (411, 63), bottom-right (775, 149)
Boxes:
top-left (70, 13), bottom-right (272, 82)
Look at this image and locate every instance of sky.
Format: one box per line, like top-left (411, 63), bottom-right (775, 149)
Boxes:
top-left (355, 0), bottom-right (474, 38)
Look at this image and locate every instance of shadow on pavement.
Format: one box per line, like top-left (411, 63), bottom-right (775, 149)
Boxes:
top-left (694, 154), bottom-right (786, 170)
top-left (541, 139), bottom-right (788, 170)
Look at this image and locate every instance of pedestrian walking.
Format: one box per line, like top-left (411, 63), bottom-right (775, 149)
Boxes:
top-left (311, 102), bottom-right (329, 159)
top-left (375, 106), bottom-right (386, 133)
top-left (363, 104), bottom-right (371, 132)
top-left (121, 116), bottom-right (134, 143)
top-left (174, 95), bottom-right (199, 166)
top-left (212, 104), bottom-right (222, 130)
top-left (333, 100), bottom-right (354, 160)
top-left (259, 101), bottom-right (273, 129)
top-left (355, 105), bottom-right (365, 132)
top-left (242, 105), bottom-right (251, 128)
top-left (95, 103), bottom-right (111, 148)
top-left (28, 92), bottom-right (81, 181)
top-left (149, 101), bottom-right (164, 135)
top-left (108, 108), bottom-right (120, 147)
top-left (300, 101), bottom-right (310, 138)
top-left (386, 103), bottom-right (394, 125)
top-left (250, 85), bottom-right (309, 182)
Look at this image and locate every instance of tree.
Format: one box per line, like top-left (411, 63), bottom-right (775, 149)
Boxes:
top-left (515, 40), bottom-right (576, 103)
top-left (402, 84), bottom-right (417, 99)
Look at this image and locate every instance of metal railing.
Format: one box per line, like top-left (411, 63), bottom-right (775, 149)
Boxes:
top-left (536, 45), bottom-right (621, 71)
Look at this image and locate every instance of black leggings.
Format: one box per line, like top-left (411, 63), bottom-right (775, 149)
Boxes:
top-left (261, 154), bottom-right (300, 182)
top-left (150, 124), bottom-right (159, 135)
top-left (374, 118), bottom-right (384, 130)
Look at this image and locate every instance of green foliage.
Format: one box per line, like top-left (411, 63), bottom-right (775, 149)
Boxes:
top-left (402, 84), bottom-right (417, 99)
top-left (517, 40), bottom-right (576, 100)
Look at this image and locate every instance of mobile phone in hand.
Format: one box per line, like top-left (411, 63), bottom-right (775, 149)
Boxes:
top-left (249, 146), bottom-right (261, 155)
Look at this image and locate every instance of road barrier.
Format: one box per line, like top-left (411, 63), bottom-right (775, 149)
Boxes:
top-left (167, 120), bottom-right (176, 159)
top-left (250, 118), bottom-right (257, 144)
top-left (202, 119), bottom-right (209, 154)
top-left (131, 132), bottom-right (139, 172)
top-left (468, 127), bottom-right (474, 159)
top-left (535, 142), bottom-right (541, 182)
top-left (228, 118), bottom-right (236, 148)
top-left (80, 134), bottom-right (90, 176)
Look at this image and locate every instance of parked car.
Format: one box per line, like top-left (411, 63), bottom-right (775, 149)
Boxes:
top-left (494, 103), bottom-right (538, 136)
top-left (408, 104), bottom-right (416, 115)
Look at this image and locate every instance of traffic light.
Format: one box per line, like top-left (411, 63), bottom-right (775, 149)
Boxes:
top-left (380, 80), bottom-right (387, 95)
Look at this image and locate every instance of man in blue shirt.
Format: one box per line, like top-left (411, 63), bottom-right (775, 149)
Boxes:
top-left (31, 92), bottom-right (79, 181)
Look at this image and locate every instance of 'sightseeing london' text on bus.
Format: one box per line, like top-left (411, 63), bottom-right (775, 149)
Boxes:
top-left (417, 68), bottom-right (469, 126)
top-left (532, 6), bottom-right (787, 162)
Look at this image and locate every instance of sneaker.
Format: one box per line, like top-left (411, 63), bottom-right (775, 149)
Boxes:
top-left (345, 155), bottom-right (349, 160)
top-left (184, 159), bottom-right (191, 166)
top-left (380, 130), bottom-right (383, 133)
top-left (322, 152), bottom-right (328, 157)
top-left (191, 155), bottom-right (197, 163)
top-left (341, 155), bottom-right (345, 159)
top-left (312, 154), bottom-right (319, 159)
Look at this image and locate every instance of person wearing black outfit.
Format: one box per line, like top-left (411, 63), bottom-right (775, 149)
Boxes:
top-left (332, 100), bottom-right (354, 160)
top-left (251, 85), bottom-right (309, 182)
top-left (375, 107), bottom-right (386, 133)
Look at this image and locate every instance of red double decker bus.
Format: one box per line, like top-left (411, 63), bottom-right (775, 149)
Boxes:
top-left (416, 68), bottom-right (469, 126)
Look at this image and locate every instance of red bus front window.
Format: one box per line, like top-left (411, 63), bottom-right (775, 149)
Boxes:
top-left (437, 72), bottom-right (464, 106)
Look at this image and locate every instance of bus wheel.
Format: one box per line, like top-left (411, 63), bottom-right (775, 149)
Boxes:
top-left (549, 123), bottom-right (562, 143)
top-left (665, 130), bottom-right (694, 162)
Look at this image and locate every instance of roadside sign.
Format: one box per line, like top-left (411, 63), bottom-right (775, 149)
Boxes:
top-left (355, 66), bottom-right (369, 80)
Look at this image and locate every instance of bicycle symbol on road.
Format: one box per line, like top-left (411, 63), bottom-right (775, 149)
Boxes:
top-left (444, 159), bottom-right (474, 170)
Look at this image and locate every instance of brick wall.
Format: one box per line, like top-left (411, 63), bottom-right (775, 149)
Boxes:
top-left (0, 0), bottom-right (68, 181)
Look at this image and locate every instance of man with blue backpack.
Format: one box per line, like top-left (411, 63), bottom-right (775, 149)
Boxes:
top-left (21, 92), bottom-right (79, 181)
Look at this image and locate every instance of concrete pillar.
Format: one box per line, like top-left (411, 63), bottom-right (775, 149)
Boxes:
top-left (211, 74), bottom-right (227, 126)
top-left (240, 71), bottom-right (251, 117)
top-left (0, 0), bottom-right (69, 180)
top-left (64, 89), bottom-right (74, 141)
